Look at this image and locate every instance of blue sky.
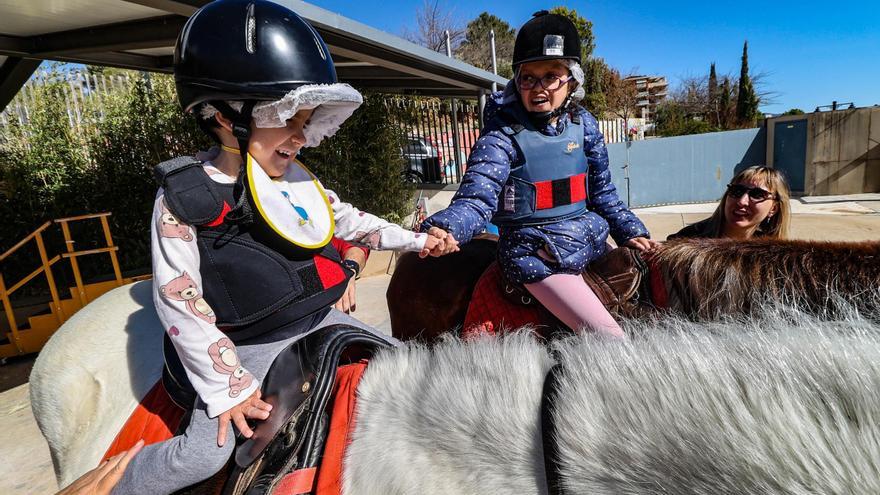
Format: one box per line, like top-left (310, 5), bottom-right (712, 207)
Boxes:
top-left (309, 0), bottom-right (880, 114)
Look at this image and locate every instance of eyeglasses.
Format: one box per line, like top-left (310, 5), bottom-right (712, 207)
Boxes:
top-left (516, 74), bottom-right (573, 91)
top-left (726, 183), bottom-right (776, 202)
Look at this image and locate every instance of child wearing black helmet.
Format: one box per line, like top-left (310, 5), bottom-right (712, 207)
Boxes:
top-left (115, 1), bottom-right (450, 492)
top-left (423, 11), bottom-right (657, 337)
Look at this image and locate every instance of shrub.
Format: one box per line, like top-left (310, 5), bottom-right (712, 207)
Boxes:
top-left (1, 70), bottom-right (412, 285)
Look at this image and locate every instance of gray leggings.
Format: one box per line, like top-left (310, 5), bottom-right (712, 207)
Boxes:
top-left (112, 309), bottom-right (394, 495)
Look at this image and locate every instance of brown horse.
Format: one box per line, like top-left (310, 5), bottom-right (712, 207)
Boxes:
top-left (387, 237), bottom-right (880, 341)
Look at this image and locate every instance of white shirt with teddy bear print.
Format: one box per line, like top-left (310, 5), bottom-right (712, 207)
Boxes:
top-left (151, 161), bottom-right (427, 418)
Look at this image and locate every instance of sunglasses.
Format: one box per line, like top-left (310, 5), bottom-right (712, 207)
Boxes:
top-left (516, 74), bottom-right (573, 91)
top-left (726, 184), bottom-right (776, 202)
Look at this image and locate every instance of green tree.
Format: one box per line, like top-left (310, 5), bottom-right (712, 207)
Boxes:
top-left (457, 12), bottom-right (516, 78)
top-left (581, 57), bottom-right (608, 115)
top-left (549, 6), bottom-right (596, 62)
top-left (708, 63), bottom-right (718, 126)
top-left (782, 108), bottom-right (805, 116)
top-left (718, 77), bottom-right (732, 129)
top-left (735, 41), bottom-right (760, 126)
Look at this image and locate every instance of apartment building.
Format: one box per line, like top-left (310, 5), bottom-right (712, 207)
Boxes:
top-left (624, 75), bottom-right (668, 121)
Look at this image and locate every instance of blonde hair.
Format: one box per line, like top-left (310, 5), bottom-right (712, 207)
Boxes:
top-left (706, 166), bottom-right (791, 239)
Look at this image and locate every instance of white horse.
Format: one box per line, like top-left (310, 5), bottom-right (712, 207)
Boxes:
top-left (31, 282), bottom-right (880, 493)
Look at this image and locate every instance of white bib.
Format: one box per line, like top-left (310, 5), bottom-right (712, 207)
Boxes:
top-left (246, 155), bottom-right (334, 249)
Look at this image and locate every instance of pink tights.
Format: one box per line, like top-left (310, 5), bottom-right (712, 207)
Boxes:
top-left (524, 273), bottom-right (624, 338)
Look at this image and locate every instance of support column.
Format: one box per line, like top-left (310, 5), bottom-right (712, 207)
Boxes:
top-left (0, 57), bottom-right (41, 113)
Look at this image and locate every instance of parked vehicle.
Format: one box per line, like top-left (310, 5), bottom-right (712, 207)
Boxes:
top-left (401, 135), bottom-right (442, 183)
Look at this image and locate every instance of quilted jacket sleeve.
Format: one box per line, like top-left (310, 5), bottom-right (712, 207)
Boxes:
top-left (581, 111), bottom-right (650, 244)
top-left (420, 130), bottom-right (515, 244)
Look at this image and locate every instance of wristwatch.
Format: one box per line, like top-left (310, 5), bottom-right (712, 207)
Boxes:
top-left (342, 259), bottom-right (361, 279)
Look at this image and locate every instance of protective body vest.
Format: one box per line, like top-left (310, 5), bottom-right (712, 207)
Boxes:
top-left (156, 158), bottom-right (350, 340)
top-left (491, 106), bottom-right (589, 227)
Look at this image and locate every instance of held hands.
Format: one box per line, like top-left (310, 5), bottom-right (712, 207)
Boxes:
top-left (624, 236), bottom-right (660, 252)
top-left (419, 227), bottom-right (460, 258)
top-left (217, 388), bottom-right (273, 447)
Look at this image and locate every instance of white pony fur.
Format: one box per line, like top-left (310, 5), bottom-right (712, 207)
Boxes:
top-left (346, 304), bottom-right (880, 494)
top-left (344, 332), bottom-right (556, 495)
top-left (29, 280), bottom-right (164, 487)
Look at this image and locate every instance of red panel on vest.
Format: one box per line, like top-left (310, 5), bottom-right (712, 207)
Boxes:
top-left (314, 255), bottom-right (346, 289)
top-left (204, 201), bottom-right (232, 227)
top-left (570, 173), bottom-right (587, 203)
top-left (102, 380), bottom-right (184, 462)
top-left (275, 467), bottom-right (318, 495)
top-left (535, 181), bottom-right (554, 210)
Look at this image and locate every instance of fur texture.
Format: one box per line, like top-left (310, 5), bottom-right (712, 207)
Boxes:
top-left (655, 238), bottom-right (880, 318)
top-left (344, 332), bottom-right (556, 495)
top-left (347, 302), bottom-right (880, 494)
top-left (552, 305), bottom-right (880, 494)
top-left (29, 280), bottom-right (164, 487)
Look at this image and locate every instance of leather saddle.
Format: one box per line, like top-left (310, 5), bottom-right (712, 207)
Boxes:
top-left (162, 324), bottom-right (395, 492)
top-left (501, 246), bottom-right (651, 318)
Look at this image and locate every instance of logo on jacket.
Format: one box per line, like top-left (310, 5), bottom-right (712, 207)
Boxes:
top-left (565, 141), bottom-right (580, 153)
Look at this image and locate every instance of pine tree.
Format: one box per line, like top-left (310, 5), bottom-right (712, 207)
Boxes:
top-left (708, 63), bottom-right (718, 126)
top-left (735, 41), bottom-right (760, 126)
top-left (719, 77), bottom-right (732, 129)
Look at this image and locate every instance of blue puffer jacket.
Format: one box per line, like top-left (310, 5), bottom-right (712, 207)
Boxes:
top-left (422, 83), bottom-right (650, 284)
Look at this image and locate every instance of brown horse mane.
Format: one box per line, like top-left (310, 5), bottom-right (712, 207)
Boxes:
top-left (653, 238), bottom-right (880, 318)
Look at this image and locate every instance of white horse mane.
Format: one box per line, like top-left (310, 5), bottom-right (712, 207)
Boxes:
top-left (346, 302), bottom-right (880, 494)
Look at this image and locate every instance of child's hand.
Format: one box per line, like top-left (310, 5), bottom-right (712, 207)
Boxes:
top-left (624, 236), bottom-right (660, 252)
top-left (419, 227), bottom-right (460, 258)
top-left (217, 388), bottom-right (273, 447)
top-left (433, 231), bottom-right (460, 256)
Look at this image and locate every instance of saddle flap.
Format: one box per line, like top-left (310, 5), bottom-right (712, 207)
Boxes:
top-left (234, 324), bottom-right (394, 469)
top-left (581, 247), bottom-right (647, 317)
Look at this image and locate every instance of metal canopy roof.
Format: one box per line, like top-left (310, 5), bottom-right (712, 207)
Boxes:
top-left (0, 0), bottom-right (506, 110)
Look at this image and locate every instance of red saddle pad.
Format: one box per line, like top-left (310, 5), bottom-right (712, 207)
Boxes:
top-left (462, 262), bottom-right (556, 339)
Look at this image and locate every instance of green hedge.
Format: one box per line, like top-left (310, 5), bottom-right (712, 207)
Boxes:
top-left (0, 70), bottom-right (412, 290)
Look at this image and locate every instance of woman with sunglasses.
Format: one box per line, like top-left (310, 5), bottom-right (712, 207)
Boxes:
top-left (668, 166), bottom-right (791, 240)
top-left (421, 11), bottom-right (656, 338)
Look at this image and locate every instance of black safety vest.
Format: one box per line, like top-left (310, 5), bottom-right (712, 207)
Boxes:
top-left (155, 157), bottom-right (349, 340)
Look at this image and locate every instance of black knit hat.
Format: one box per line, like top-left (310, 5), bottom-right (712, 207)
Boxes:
top-left (512, 10), bottom-right (581, 66)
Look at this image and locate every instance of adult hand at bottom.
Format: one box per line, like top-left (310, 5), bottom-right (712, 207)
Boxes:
top-left (56, 439), bottom-right (144, 495)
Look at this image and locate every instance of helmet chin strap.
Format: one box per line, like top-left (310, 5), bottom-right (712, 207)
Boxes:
top-left (210, 100), bottom-right (256, 225)
top-left (524, 93), bottom-right (575, 127)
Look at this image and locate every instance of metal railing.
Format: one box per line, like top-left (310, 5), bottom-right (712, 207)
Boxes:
top-left (0, 212), bottom-right (134, 357)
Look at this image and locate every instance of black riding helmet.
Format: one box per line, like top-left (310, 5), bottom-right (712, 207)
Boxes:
top-left (512, 10), bottom-right (581, 67)
top-left (173, 0), bottom-right (341, 223)
top-left (174, 0), bottom-right (337, 113)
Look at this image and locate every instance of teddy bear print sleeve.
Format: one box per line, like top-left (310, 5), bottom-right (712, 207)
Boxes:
top-left (150, 191), bottom-right (259, 418)
top-left (325, 189), bottom-right (428, 252)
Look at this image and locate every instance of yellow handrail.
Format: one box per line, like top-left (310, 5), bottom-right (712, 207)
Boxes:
top-left (1, 212), bottom-right (122, 356)
top-left (0, 221), bottom-right (52, 262)
top-left (53, 212), bottom-right (112, 223)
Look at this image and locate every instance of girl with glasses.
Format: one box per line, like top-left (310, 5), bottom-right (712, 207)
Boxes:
top-left (668, 166), bottom-right (791, 240)
top-left (421, 11), bottom-right (657, 338)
